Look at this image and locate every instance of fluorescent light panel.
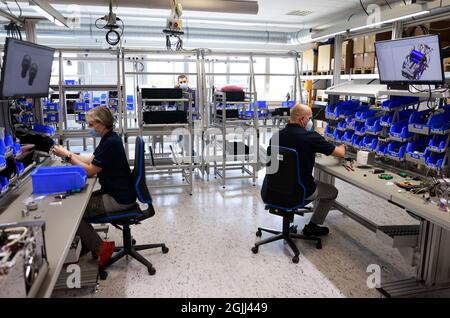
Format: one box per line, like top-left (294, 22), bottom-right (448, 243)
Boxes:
top-left (349, 10), bottom-right (429, 32)
top-left (29, 1), bottom-right (68, 27)
top-left (311, 31), bottom-right (347, 42)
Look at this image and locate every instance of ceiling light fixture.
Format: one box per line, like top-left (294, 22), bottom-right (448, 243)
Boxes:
top-left (29, 0), bottom-right (69, 27)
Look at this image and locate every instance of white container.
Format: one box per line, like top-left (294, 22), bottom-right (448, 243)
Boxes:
top-left (0, 127), bottom-right (5, 140)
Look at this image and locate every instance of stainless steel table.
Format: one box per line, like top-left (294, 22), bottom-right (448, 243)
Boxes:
top-left (0, 164), bottom-right (96, 298)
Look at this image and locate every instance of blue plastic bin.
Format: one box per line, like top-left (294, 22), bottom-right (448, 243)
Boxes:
top-left (0, 176), bottom-right (8, 193)
top-left (13, 143), bottom-right (21, 157)
top-left (33, 124), bottom-right (55, 136)
top-left (355, 109), bottom-right (380, 122)
top-left (361, 135), bottom-right (378, 151)
top-left (405, 137), bottom-right (432, 164)
top-left (45, 103), bottom-right (59, 112)
top-left (385, 141), bottom-right (407, 161)
top-left (426, 153), bottom-right (448, 170)
top-left (324, 126), bottom-right (335, 140)
top-left (4, 134), bottom-right (14, 153)
top-left (75, 102), bottom-right (86, 112)
top-left (76, 113), bottom-right (86, 122)
top-left (31, 166), bottom-right (87, 195)
top-left (282, 100), bottom-right (295, 107)
top-left (380, 109), bottom-right (413, 127)
top-left (351, 135), bottom-right (364, 149)
top-left (389, 120), bottom-right (413, 141)
top-left (16, 162), bottom-right (24, 175)
top-left (427, 135), bottom-right (449, 153)
top-left (381, 96), bottom-right (419, 111)
top-left (342, 131), bottom-right (355, 145)
top-left (44, 113), bottom-right (59, 123)
top-left (365, 117), bottom-right (382, 135)
top-left (0, 139), bottom-right (5, 156)
top-left (333, 129), bottom-right (344, 142)
top-left (408, 109), bottom-right (434, 135)
top-left (376, 142), bottom-right (389, 156)
top-left (354, 122), bottom-right (366, 136)
top-left (429, 111), bottom-right (450, 134)
top-left (65, 80), bottom-right (76, 85)
top-left (337, 120), bottom-right (347, 131)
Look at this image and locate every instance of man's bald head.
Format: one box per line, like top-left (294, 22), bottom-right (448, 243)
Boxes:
top-left (290, 103), bottom-right (312, 127)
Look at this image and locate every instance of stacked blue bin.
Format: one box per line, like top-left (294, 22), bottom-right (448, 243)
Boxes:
top-left (31, 166), bottom-right (87, 195)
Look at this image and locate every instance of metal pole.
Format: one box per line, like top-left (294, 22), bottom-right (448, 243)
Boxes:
top-left (333, 35), bottom-right (343, 87)
top-left (392, 21), bottom-right (403, 40)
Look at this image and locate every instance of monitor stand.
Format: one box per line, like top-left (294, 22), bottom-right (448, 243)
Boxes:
top-left (387, 83), bottom-right (409, 91)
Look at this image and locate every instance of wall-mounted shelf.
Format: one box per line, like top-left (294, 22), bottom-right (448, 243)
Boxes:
top-left (301, 72), bottom-right (450, 82)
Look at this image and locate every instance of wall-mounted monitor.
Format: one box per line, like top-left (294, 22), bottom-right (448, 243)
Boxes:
top-left (375, 34), bottom-right (444, 85)
top-left (0, 38), bottom-right (55, 98)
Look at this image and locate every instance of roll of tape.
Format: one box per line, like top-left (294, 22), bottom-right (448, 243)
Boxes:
top-left (26, 201), bottom-right (38, 211)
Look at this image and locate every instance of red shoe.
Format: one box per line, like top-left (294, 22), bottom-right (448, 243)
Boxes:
top-left (97, 241), bottom-right (116, 268)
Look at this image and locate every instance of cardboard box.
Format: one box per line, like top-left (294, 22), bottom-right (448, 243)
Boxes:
top-left (353, 37), bottom-right (364, 54)
top-left (330, 58), bottom-right (334, 70)
top-left (364, 52), bottom-right (376, 69)
top-left (302, 48), bottom-right (318, 72)
top-left (341, 40), bottom-right (354, 73)
top-left (318, 44), bottom-right (334, 72)
top-left (354, 54), bottom-right (364, 69)
top-left (365, 32), bottom-right (391, 53)
top-left (430, 20), bottom-right (450, 44)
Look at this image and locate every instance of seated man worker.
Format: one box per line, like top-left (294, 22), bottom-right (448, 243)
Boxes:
top-left (270, 103), bottom-right (345, 236)
top-left (175, 74), bottom-right (195, 113)
top-left (52, 106), bottom-right (136, 267)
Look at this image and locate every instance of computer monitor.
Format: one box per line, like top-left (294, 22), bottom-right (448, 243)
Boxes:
top-left (0, 38), bottom-right (55, 98)
top-left (375, 34), bottom-right (444, 85)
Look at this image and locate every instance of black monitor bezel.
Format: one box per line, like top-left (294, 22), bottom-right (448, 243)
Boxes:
top-left (375, 34), bottom-right (445, 85)
top-left (0, 38), bottom-right (55, 99)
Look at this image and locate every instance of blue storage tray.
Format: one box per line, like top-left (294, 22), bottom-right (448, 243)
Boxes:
top-left (4, 135), bottom-right (14, 153)
top-left (75, 102), bottom-right (86, 112)
top-left (258, 101), bottom-right (267, 109)
top-left (342, 131), bottom-right (355, 145)
top-left (405, 137), bottom-right (432, 164)
top-left (13, 143), bottom-right (21, 157)
top-left (333, 129), bottom-right (344, 142)
top-left (355, 109), bottom-right (380, 122)
top-left (427, 135), bottom-right (449, 153)
top-left (324, 126), bottom-right (335, 140)
top-left (44, 113), bottom-right (59, 123)
top-left (407, 109), bottom-right (434, 135)
top-left (380, 109), bottom-right (414, 127)
top-left (389, 120), bottom-right (413, 142)
top-left (31, 166), bottom-right (87, 195)
top-left (361, 135), bottom-right (378, 151)
top-left (381, 96), bottom-right (419, 111)
top-left (365, 117), bottom-right (382, 135)
top-left (44, 103), bottom-right (59, 112)
top-left (354, 122), bottom-right (366, 136)
top-left (385, 141), bottom-right (407, 161)
top-left (376, 142), bottom-right (389, 156)
top-left (33, 124), bottom-right (55, 136)
top-left (325, 100), bottom-right (360, 120)
top-left (16, 162), bottom-right (24, 175)
top-left (429, 111), bottom-right (450, 135)
top-left (425, 153), bottom-right (448, 170)
top-left (281, 101), bottom-right (295, 107)
top-left (0, 139), bottom-right (5, 156)
top-left (76, 113), bottom-right (86, 122)
top-left (0, 176), bottom-right (8, 193)
top-left (351, 135), bottom-right (364, 149)
top-left (337, 120), bottom-right (347, 131)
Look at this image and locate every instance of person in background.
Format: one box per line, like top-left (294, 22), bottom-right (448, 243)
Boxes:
top-left (175, 74), bottom-right (195, 155)
top-left (52, 106), bottom-right (136, 267)
top-left (270, 103), bottom-right (346, 236)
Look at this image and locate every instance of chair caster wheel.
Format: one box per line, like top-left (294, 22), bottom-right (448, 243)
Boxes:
top-left (316, 242), bottom-right (322, 250)
top-left (256, 230), bottom-right (262, 237)
top-left (99, 270), bottom-right (108, 280)
top-left (162, 246), bottom-right (169, 254)
top-left (148, 267), bottom-right (156, 275)
top-left (290, 225), bottom-right (298, 234)
top-left (251, 246), bottom-right (259, 254)
top-left (292, 256), bottom-right (299, 264)
top-left (132, 239), bottom-right (136, 245)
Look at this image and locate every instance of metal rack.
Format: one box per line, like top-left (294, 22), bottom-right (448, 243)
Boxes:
top-left (136, 90), bottom-right (194, 195)
top-left (209, 90), bottom-right (259, 187)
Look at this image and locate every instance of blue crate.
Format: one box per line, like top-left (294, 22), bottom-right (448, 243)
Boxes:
top-left (282, 100), bottom-right (295, 107)
top-left (425, 153), bottom-right (448, 170)
top-left (354, 122), bottom-right (366, 136)
top-left (381, 96), bottom-right (419, 111)
top-left (65, 80), bottom-right (76, 85)
top-left (76, 113), bottom-right (86, 122)
top-left (336, 120), bottom-right (347, 131)
top-left (325, 100), bottom-right (360, 120)
top-left (258, 101), bottom-right (267, 109)
top-left (31, 166), bottom-right (87, 195)
top-left (427, 135), bottom-right (449, 153)
top-left (376, 142), bottom-right (389, 156)
top-left (0, 176), bottom-right (8, 193)
top-left (351, 135), bottom-right (364, 149)
top-left (75, 102), bottom-right (86, 112)
top-left (324, 126), bottom-right (335, 140)
top-left (355, 109), bottom-right (380, 122)
top-left (429, 110), bottom-right (450, 135)
top-left (365, 117), bottom-right (382, 135)
top-left (386, 141), bottom-right (407, 161)
top-left (44, 103), bottom-right (59, 112)
top-left (4, 134), bottom-right (14, 153)
top-left (361, 135), bottom-right (378, 151)
top-left (405, 137), bottom-right (432, 164)
top-left (342, 131), bottom-right (355, 145)
top-left (407, 109), bottom-right (434, 135)
top-left (13, 143), bottom-right (21, 157)
top-left (33, 124), bottom-right (55, 136)
top-left (333, 129), bottom-right (344, 142)
top-left (44, 113), bottom-right (59, 123)
top-left (0, 139), bottom-right (5, 156)
top-left (389, 120), bottom-right (413, 142)
top-left (380, 109), bottom-right (414, 127)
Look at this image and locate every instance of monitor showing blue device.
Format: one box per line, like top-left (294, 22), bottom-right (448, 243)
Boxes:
top-left (375, 34), bottom-right (444, 85)
top-left (0, 38), bottom-right (55, 98)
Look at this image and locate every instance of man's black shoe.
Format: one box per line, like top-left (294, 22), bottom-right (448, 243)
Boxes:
top-left (302, 223), bottom-right (329, 236)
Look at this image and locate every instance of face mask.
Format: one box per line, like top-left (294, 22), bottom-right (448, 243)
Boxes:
top-left (305, 119), bottom-right (313, 131)
top-left (179, 83), bottom-right (188, 90)
top-left (88, 128), bottom-right (101, 137)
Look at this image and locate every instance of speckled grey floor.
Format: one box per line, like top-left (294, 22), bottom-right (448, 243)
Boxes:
top-left (51, 166), bottom-right (450, 298)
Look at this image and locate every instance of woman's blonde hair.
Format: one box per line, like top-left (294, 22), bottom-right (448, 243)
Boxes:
top-left (86, 106), bottom-right (115, 130)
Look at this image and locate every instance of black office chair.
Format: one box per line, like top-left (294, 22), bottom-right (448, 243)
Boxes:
top-left (252, 146), bottom-right (322, 263)
top-left (89, 136), bottom-right (168, 276)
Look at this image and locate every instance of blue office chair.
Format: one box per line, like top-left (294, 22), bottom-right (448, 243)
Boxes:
top-left (252, 146), bottom-right (322, 263)
top-left (89, 136), bottom-right (168, 276)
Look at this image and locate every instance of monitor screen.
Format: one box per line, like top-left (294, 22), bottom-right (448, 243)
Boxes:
top-left (0, 38), bottom-right (55, 98)
top-left (375, 34), bottom-right (444, 85)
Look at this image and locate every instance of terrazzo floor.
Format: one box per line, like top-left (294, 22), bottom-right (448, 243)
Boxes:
top-left (52, 167), bottom-right (450, 298)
